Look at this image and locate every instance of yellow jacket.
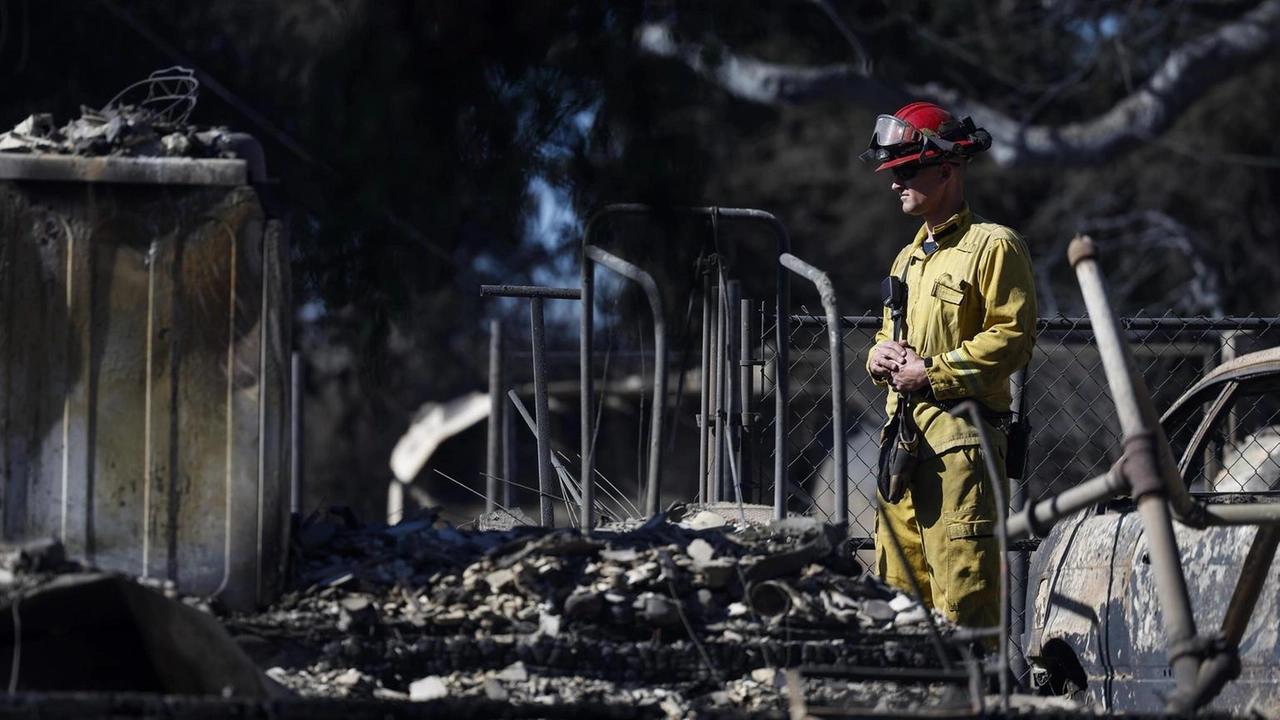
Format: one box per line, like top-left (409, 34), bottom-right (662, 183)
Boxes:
top-left (867, 204), bottom-right (1037, 458)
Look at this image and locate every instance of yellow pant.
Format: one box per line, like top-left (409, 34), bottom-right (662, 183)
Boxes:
top-left (875, 442), bottom-right (1008, 628)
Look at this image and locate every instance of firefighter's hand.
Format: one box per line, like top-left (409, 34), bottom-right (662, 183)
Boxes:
top-left (891, 345), bottom-right (930, 393)
top-left (869, 341), bottom-right (909, 380)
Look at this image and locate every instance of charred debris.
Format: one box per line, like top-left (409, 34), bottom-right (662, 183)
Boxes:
top-left (0, 505), bottom-right (1064, 718)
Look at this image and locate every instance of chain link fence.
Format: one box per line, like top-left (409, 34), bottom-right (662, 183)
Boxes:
top-left (743, 312), bottom-right (1280, 677)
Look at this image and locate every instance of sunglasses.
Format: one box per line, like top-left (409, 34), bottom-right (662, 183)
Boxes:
top-left (890, 162), bottom-right (955, 183)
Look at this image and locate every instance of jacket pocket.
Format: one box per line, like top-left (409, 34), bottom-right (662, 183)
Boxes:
top-left (925, 275), bottom-right (968, 350)
top-left (931, 276), bottom-right (967, 306)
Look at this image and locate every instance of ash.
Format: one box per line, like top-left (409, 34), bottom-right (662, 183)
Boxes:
top-left (226, 506), bottom-right (980, 716)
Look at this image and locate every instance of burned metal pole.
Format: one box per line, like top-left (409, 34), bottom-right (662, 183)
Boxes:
top-left (503, 386), bottom-right (515, 509)
top-left (725, 280), bottom-right (742, 503)
top-left (712, 283), bottom-right (726, 503)
top-left (581, 238), bottom-right (596, 529)
top-left (1067, 236), bottom-right (1200, 702)
top-left (1008, 365), bottom-right (1030, 687)
top-left (486, 319), bottom-right (505, 514)
top-left (699, 263), bottom-right (713, 502)
top-left (739, 297), bottom-right (755, 502)
top-left (290, 352), bottom-right (304, 516)
top-left (529, 298), bottom-right (554, 527)
top-left (583, 245), bottom-right (666, 517)
top-left (480, 285), bottom-right (582, 527)
top-left (779, 253), bottom-right (846, 525)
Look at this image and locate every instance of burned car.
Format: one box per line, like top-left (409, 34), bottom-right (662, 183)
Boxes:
top-left (1025, 347), bottom-right (1280, 713)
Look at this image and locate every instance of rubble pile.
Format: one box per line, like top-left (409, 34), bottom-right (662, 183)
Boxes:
top-left (228, 508), bottom-right (964, 715)
top-left (0, 108), bottom-right (241, 159)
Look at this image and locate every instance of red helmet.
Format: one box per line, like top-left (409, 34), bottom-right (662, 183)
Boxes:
top-left (860, 102), bottom-right (991, 172)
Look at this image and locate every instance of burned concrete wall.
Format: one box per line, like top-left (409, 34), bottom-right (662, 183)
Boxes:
top-left (0, 159), bottom-right (289, 610)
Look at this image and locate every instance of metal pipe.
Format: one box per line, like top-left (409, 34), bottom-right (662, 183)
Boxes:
top-left (726, 280), bottom-right (742, 502)
top-left (780, 253), bottom-right (846, 524)
top-left (1138, 494), bottom-right (1200, 695)
top-left (530, 297), bottom-right (555, 527)
top-left (1009, 365), bottom-right (1030, 687)
top-left (486, 320), bottom-right (504, 513)
top-left (953, 401), bottom-right (1011, 711)
top-left (1006, 467), bottom-right (1126, 539)
top-left (747, 580), bottom-right (795, 618)
top-left (739, 296), bottom-right (753, 502)
top-left (581, 237), bottom-right (595, 530)
top-left (290, 352), bottom-right (304, 516)
top-left (583, 244), bottom-right (666, 516)
top-left (479, 284), bottom-right (583, 300)
top-left (713, 283), bottom-right (726, 503)
top-left (775, 240), bottom-right (791, 523)
top-left (1069, 235), bottom-right (1200, 696)
top-left (699, 265), bottom-right (713, 502)
top-left (1072, 238), bottom-right (1212, 530)
top-left (503, 379), bottom-right (514, 509)
top-left (1006, 448), bottom-right (1280, 535)
top-left (1203, 503), bottom-right (1280, 525)
top-left (577, 205), bottom-right (791, 519)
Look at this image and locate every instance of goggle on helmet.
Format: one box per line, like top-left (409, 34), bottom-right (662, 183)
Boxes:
top-left (859, 103), bottom-right (992, 172)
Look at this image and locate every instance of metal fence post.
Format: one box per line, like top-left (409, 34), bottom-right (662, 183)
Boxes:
top-left (779, 253), bottom-right (846, 525)
top-left (480, 285), bottom-right (582, 528)
top-left (699, 263), bottom-right (713, 502)
top-left (725, 279), bottom-right (742, 503)
top-left (486, 319), bottom-right (505, 514)
top-left (503, 380), bottom-right (515, 510)
top-left (713, 282), bottom-right (726, 503)
top-left (529, 299), bottom-right (555, 527)
top-left (739, 297), bottom-right (755, 502)
top-left (290, 351), bottom-right (304, 517)
top-left (584, 245), bottom-right (667, 517)
top-left (1009, 364), bottom-right (1030, 687)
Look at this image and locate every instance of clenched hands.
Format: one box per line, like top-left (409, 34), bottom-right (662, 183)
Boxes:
top-left (870, 340), bottom-right (929, 393)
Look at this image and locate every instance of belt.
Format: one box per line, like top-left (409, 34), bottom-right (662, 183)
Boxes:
top-left (922, 393), bottom-right (1014, 432)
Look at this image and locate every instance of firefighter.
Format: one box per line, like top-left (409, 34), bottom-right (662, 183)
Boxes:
top-left (861, 102), bottom-right (1037, 628)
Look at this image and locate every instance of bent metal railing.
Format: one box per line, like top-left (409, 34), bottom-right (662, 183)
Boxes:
top-left (579, 204), bottom-right (794, 525)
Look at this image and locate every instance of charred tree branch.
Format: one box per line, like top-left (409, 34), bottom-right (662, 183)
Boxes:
top-left (636, 0), bottom-right (1280, 167)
